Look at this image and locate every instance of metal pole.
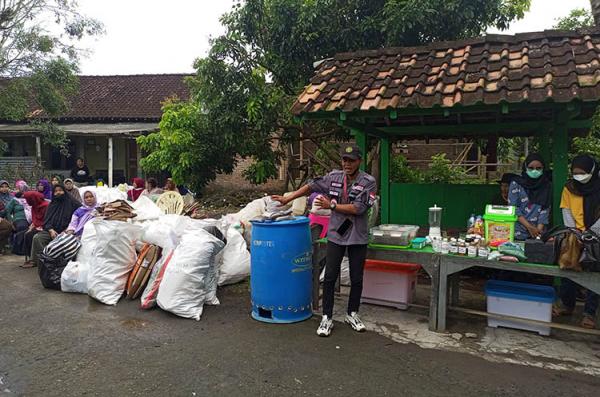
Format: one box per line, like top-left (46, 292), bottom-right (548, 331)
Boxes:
top-left (108, 136), bottom-right (114, 187)
top-left (35, 135), bottom-right (41, 162)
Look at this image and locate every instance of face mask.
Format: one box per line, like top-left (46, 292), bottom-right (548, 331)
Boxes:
top-left (574, 174), bottom-right (593, 184)
top-left (526, 169), bottom-right (543, 179)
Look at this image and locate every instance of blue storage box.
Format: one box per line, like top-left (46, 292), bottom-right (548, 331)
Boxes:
top-left (485, 280), bottom-right (555, 336)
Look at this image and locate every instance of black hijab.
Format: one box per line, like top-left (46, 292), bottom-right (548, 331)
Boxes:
top-left (43, 184), bottom-right (81, 233)
top-left (514, 153), bottom-right (552, 209)
top-left (566, 155), bottom-right (600, 229)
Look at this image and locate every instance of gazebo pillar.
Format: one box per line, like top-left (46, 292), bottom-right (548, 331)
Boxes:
top-left (551, 120), bottom-right (569, 226)
top-left (380, 136), bottom-right (390, 224)
top-left (108, 136), bottom-right (114, 187)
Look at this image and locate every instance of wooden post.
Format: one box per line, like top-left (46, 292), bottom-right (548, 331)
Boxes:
top-left (352, 128), bottom-right (367, 171)
top-left (108, 136), bottom-right (114, 187)
top-left (380, 137), bottom-right (390, 224)
top-left (552, 116), bottom-right (569, 226)
top-left (35, 135), bottom-right (41, 163)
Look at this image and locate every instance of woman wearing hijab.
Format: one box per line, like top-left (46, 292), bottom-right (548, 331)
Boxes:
top-left (30, 184), bottom-right (80, 268)
top-left (66, 191), bottom-right (97, 237)
top-left (21, 191), bottom-right (49, 268)
top-left (50, 175), bottom-right (61, 186)
top-left (127, 178), bottom-right (145, 202)
top-left (508, 153), bottom-right (552, 240)
top-left (4, 185), bottom-right (30, 256)
top-left (553, 155), bottom-right (600, 329)
top-left (63, 178), bottom-right (82, 204)
top-left (0, 180), bottom-right (15, 255)
top-left (36, 179), bottom-right (52, 201)
top-left (164, 178), bottom-right (177, 192)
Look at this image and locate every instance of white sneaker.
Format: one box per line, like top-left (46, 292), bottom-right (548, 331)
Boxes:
top-left (345, 312), bottom-right (366, 332)
top-left (316, 315), bottom-right (334, 337)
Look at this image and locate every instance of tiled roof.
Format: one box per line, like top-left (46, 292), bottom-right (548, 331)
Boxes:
top-left (36, 74), bottom-right (190, 121)
top-left (293, 30), bottom-right (600, 115)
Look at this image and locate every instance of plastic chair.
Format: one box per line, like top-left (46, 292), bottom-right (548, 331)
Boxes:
top-left (156, 191), bottom-right (185, 215)
top-left (308, 213), bottom-right (329, 239)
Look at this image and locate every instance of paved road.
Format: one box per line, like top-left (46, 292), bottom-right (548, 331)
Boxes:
top-left (1, 256), bottom-right (599, 397)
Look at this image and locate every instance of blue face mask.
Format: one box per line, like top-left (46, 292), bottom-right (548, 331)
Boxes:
top-left (526, 169), bottom-right (543, 179)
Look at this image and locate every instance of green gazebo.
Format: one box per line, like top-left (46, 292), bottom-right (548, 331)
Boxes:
top-left (292, 29), bottom-right (600, 228)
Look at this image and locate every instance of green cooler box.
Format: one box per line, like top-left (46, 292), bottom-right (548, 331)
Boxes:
top-left (483, 205), bottom-right (517, 243)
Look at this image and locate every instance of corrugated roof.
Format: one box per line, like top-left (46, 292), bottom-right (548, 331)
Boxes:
top-left (293, 29), bottom-right (600, 115)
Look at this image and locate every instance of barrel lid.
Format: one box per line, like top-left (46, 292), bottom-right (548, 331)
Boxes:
top-left (250, 216), bottom-right (309, 226)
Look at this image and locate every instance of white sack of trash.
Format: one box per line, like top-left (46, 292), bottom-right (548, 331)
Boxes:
top-left (87, 220), bottom-right (142, 305)
top-left (156, 228), bottom-right (225, 320)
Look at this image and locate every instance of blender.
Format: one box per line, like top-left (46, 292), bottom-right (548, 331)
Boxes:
top-left (428, 205), bottom-right (443, 239)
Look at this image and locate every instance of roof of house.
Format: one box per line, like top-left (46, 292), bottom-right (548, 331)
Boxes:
top-left (292, 29), bottom-right (600, 116)
top-left (34, 74), bottom-right (191, 121)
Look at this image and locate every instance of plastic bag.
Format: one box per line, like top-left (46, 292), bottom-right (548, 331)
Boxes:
top-left (79, 186), bottom-right (127, 205)
top-left (76, 222), bottom-right (97, 264)
top-left (140, 220), bottom-right (178, 250)
top-left (38, 253), bottom-right (68, 290)
top-left (498, 242), bottom-right (527, 261)
top-left (43, 233), bottom-right (81, 262)
top-left (217, 226), bottom-right (251, 286)
top-left (157, 229), bottom-right (225, 320)
top-left (61, 260), bottom-right (89, 294)
top-left (140, 249), bottom-right (174, 309)
top-left (131, 195), bottom-right (164, 221)
top-left (88, 220), bottom-right (142, 305)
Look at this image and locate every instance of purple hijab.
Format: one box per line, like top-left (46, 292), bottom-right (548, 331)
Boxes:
top-left (37, 179), bottom-right (52, 200)
top-left (67, 190), bottom-right (97, 236)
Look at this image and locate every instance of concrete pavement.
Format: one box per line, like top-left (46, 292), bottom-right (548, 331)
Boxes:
top-left (1, 255), bottom-right (600, 396)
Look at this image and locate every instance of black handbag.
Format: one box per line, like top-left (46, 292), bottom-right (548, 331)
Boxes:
top-left (579, 230), bottom-right (600, 272)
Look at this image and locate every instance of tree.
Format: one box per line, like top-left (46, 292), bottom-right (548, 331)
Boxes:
top-left (591, 0), bottom-right (600, 26)
top-left (554, 8), bottom-right (594, 30)
top-left (0, 0), bottom-right (103, 153)
top-left (141, 0), bottom-right (531, 193)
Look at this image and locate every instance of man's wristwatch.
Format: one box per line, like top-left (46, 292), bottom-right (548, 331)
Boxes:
top-left (330, 200), bottom-right (337, 211)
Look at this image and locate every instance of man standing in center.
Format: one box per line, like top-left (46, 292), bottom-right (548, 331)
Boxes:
top-left (273, 144), bottom-right (377, 337)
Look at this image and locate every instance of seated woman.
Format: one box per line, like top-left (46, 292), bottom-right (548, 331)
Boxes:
top-left (554, 155), bottom-right (600, 329)
top-left (0, 180), bottom-right (15, 255)
top-left (164, 178), bottom-right (178, 191)
top-left (65, 191), bottom-right (97, 237)
top-left (36, 179), bottom-right (52, 201)
top-left (141, 178), bottom-right (164, 201)
top-left (50, 175), bottom-right (62, 187)
top-left (127, 178), bottom-right (145, 202)
top-left (4, 188), bottom-right (30, 256)
top-left (30, 184), bottom-right (80, 267)
top-left (63, 178), bottom-right (82, 204)
top-left (508, 154), bottom-right (552, 240)
top-left (21, 192), bottom-right (49, 268)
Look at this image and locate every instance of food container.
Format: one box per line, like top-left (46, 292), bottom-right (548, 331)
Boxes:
top-left (370, 225), bottom-right (419, 247)
top-left (485, 280), bottom-right (555, 336)
top-left (483, 205), bottom-right (517, 243)
top-left (361, 260), bottom-right (421, 310)
top-left (411, 237), bottom-right (427, 249)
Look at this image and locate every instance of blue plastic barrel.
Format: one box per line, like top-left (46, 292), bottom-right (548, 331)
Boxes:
top-left (250, 217), bottom-right (313, 323)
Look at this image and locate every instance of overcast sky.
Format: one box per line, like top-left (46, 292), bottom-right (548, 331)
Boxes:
top-left (76, 0), bottom-right (592, 75)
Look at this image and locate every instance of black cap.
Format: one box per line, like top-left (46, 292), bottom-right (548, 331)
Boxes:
top-left (340, 143), bottom-right (362, 160)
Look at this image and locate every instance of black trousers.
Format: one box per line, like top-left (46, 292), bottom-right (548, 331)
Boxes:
top-left (322, 241), bottom-right (368, 317)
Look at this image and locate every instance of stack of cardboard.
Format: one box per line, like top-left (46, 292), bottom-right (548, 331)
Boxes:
top-left (95, 200), bottom-right (137, 221)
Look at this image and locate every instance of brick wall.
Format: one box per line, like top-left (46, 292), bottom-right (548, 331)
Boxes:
top-left (205, 157), bottom-right (286, 194)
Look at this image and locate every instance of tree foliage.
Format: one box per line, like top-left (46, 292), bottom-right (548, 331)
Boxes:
top-left (553, 8), bottom-right (594, 30)
top-left (143, 0), bottom-right (530, 192)
top-left (0, 0), bottom-right (103, 153)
